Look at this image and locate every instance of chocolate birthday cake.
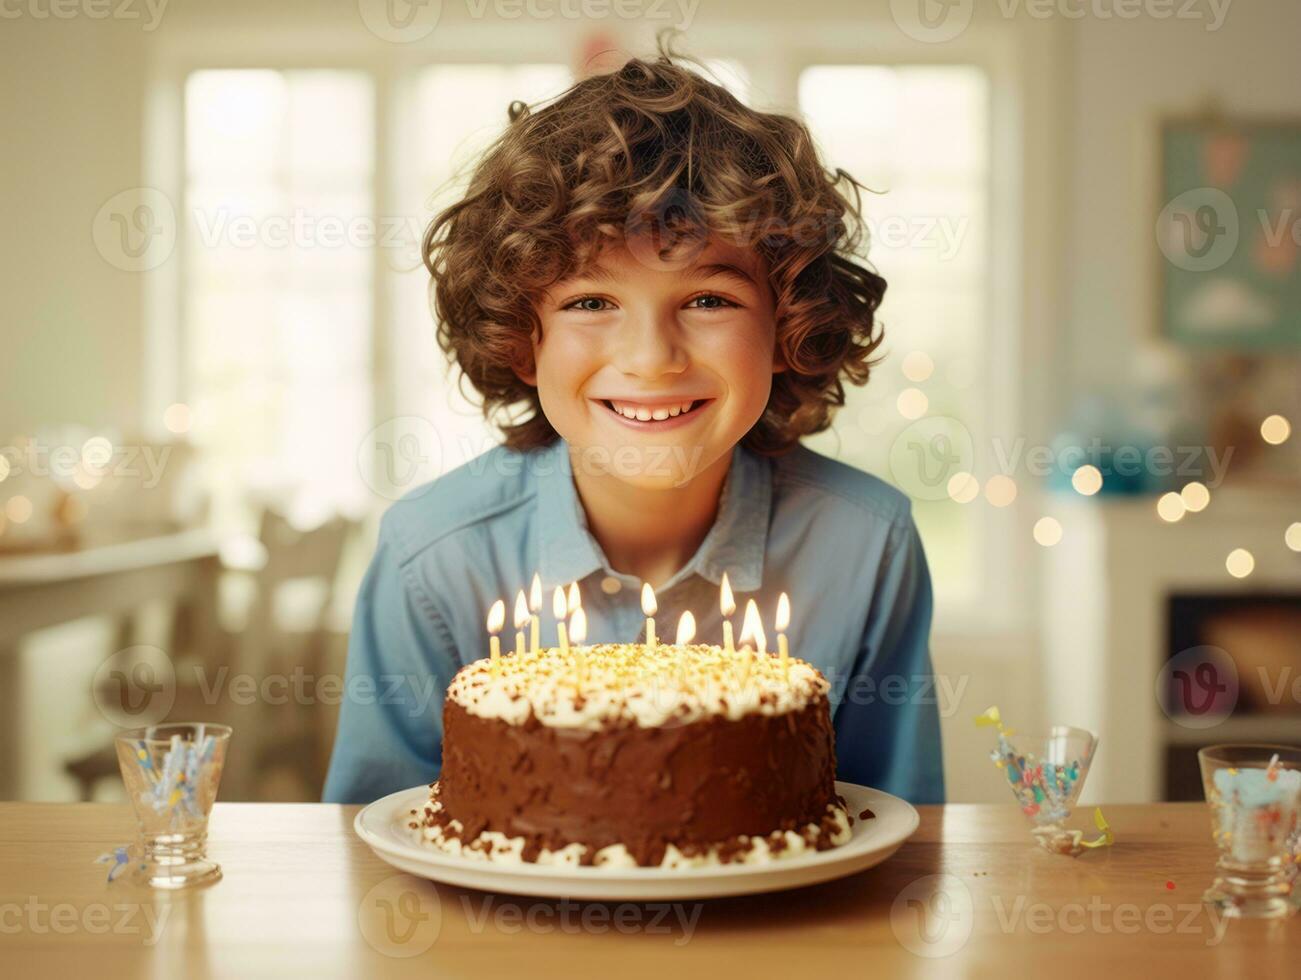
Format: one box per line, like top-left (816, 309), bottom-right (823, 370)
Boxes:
top-left (409, 643), bottom-right (853, 868)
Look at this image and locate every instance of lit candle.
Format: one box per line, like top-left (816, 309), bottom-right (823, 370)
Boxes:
top-left (720, 571), bottom-right (736, 656)
top-left (641, 582), bottom-right (657, 656)
top-left (739, 598), bottom-right (766, 684)
top-left (675, 610), bottom-right (696, 684)
top-left (775, 592), bottom-right (791, 679)
top-left (513, 590), bottom-right (529, 658)
top-left (528, 572), bottom-right (542, 654)
top-left (486, 599), bottom-right (506, 675)
top-left (570, 605), bottom-right (588, 686)
top-left (553, 586), bottom-right (570, 658)
top-left (675, 609), bottom-right (696, 645)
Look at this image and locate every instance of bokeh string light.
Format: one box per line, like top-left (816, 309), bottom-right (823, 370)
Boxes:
top-left (1225, 548), bottom-right (1255, 579)
top-left (1259, 414), bottom-right (1291, 446)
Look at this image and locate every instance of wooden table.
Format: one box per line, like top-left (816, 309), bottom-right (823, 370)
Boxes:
top-left (0, 802), bottom-right (1294, 977)
top-left (0, 528), bottom-right (222, 798)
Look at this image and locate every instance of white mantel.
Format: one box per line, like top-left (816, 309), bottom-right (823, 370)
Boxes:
top-left (1040, 485), bottom-right (1300, 803)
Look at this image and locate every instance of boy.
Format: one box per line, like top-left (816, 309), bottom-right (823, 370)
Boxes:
top-left (323, 52), bottom-right (945, 806)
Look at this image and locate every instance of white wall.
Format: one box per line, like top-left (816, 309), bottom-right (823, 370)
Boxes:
top-left (0, 18), bottom-right (147, 434)
top-left (1065, 1), bottom-right (1301, 400)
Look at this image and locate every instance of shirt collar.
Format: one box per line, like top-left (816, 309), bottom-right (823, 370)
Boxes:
top-left (535, 438), bottom-right (771, 594)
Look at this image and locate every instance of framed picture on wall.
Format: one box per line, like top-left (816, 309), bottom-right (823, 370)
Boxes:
top-left (1156, 117), bottom-right (1301, 349)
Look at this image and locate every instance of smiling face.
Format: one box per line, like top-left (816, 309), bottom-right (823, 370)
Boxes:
top-left (516, 238), bottom-right (785, 489)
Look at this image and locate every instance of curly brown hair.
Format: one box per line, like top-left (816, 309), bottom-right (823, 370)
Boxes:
top-left (422, 42), bottom-right (886, 457)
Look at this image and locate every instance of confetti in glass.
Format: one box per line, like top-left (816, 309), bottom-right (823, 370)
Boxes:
top-left (1199, 744), bottom-right (1300, 919)
top-left (977, 707), bottom-right (1108, 856)
top-left (114, 723), bottom-right (231, 889)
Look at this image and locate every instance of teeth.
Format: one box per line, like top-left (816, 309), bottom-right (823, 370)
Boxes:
top-left (609, 400), bottom-right (697, 421)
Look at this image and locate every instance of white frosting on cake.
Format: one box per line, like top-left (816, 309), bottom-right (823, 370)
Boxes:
top-left (447, 642), bottom-right (828, 730)
top-left (409, 789), bottom-right (853, 870)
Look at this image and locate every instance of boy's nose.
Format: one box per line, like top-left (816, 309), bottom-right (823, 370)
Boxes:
top-left (611, 309), bottom-right (688, 379)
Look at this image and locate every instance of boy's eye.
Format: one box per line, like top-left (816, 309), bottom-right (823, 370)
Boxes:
top-left (564, 296), bottom-right (613, 313)
top-left (685, 294), bottom-right (737, 310)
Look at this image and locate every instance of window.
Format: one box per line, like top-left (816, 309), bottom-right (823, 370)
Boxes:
top-left (183, 70), bottom-right (375, 529)
top-left (389, 65), bottom-right (572, 473)
top-left (798, 66), bottom-right (991, 606)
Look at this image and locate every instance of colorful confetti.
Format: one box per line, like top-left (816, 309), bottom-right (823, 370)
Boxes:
top-left (1207, 765), bottom-right (1301, 865)
top-left (976, 706), bottom-right (1113, 854)
top-left (93, 845), bottom-right (142, 883)
top-left (133, 728), bottom-right (217, 825)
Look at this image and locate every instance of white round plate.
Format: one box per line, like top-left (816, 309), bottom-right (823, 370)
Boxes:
top-left (353, 781), bottom-right (919, 901)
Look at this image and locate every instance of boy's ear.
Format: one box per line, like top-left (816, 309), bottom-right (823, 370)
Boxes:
top-left (513, 329), bottom-right (540, 386)
top-left (772, 349), bottom-right (789, 374)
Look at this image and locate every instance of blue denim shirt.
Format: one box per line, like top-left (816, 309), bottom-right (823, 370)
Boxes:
top-left (323, 436), bottom-right (945, 805)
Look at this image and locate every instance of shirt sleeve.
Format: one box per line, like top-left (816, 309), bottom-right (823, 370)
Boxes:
top-left (322, 523), bottom-right (463, 804)
top-left (832, 514), bottom-right (946, 805)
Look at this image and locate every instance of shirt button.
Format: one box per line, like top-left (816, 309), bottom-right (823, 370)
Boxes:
top-left (600, 575), bottom-right (622, 595)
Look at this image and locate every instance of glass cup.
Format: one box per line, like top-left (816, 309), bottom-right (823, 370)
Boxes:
top-left (991, 725), bottom-right (1098, 855)
top-left (114, 723), bottom-right (232, 889)
top-left (1198, 743), bottom-right (1300, 919)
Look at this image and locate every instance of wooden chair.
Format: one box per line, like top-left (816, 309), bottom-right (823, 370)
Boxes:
top-left (216, 509), bottom-right (354, 800)
top-left (66, 508), bottom-right (355, 802)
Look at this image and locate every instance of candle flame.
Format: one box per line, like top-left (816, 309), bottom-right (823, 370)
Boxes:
top-left (641, 582), bottom-right (657, 616)
top-left (552, 586), bottom-right (567, 620)
top-left (569, 606), bottom-right (588, 644)
top-left (719, 571), bottom-right (735, 616)
top-left (529, 572), bottom-right (542, 611)
top-left (486, 599), bottom-right (506, 633)
top-left (739, 598), bottom-right (766, 652)
top-left (675, 610), bottom-right (696, 645)
top-left (513, 590), bottom-right (530, 629)
top-left (776, 592), bottom-right (790, 632)
top-left (567, 581), bottom-right (581, 614)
